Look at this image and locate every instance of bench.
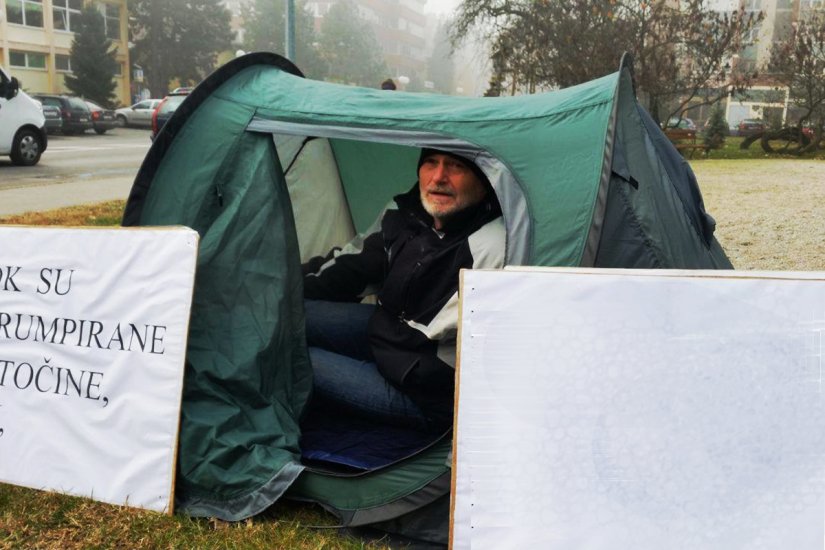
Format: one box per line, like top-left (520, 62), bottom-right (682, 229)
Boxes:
top-left (664, 128), bottom-right (710, 158)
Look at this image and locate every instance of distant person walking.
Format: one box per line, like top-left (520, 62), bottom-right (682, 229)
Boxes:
top-left (380, 78), bottom-right (397, 91)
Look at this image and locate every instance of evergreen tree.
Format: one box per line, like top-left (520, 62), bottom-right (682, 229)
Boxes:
top-left (317, 0), bottom-right (387, 87)
top-left (129, 0), bottom-right (233, 98)
top-left (703, 106), bottom-right (729, 149)
top-left (483, 49), bottom-right (506, 97)
top-left (241, 0), bottom-right (327, 80)
top-left (64, 6), bottom-right (119, 107)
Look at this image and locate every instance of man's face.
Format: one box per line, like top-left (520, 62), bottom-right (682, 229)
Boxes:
top-left (419, 153), bottom-right (488, 229)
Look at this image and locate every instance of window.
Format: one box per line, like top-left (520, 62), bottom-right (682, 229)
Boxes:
top-left (10, 50), bottom-right (47, 70)
top-left (6, 0), bottom-right (44, 28)
top-left (68, 97), bottom-right (87, 109)
top-left (102, 3), bottom-right (121, 40)
top-left (744, 23), bottom-right (762, 44)
top-left (53, 0), bottom-right (82, 32)
top-left (40, 97), bottom-right (62, 108)
top-left (114, 63), bottom-right (123, 77)
top-left (56, 54), bottom-right (72, 72)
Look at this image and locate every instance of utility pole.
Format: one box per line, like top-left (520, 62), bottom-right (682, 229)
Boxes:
top-left (285, 0), bottom-right (296, 61)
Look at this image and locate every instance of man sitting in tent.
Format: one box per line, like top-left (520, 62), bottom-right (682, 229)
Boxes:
top-left (302, 149), bottom-right (506, 432)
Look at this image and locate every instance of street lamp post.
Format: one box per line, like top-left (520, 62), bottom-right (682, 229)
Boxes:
top-left (285, 0), bottom-right (296, 61)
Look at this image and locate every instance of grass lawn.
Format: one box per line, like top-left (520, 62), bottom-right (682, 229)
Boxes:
top-left (1, 156), bottom-right (823, 548)
top-left (692, 135), bottom-right (825, 161)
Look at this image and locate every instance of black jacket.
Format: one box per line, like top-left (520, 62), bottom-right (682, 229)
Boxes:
top-left (303, 185), bottom-right (505, 425)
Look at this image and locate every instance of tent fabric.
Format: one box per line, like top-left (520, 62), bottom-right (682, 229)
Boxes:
top-left (287, 438), bottom-right (452, 518)
top-left (132, 101), bottom-right (313, 519)
top-left (278, 136), bottom-right (356, 260)
top-left (122, 52), bottom-right (732, 528)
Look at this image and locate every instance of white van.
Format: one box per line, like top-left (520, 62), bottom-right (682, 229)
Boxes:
top-left (0, 66), bottom-right (47, 166)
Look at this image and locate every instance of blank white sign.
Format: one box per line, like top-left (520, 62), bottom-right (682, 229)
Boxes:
top-left (0, 226), bottom-right (197, 513)
top-left (453, 268), bottom-right (825, 550)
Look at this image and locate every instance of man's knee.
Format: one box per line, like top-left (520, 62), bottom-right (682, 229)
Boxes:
top-left (304, 300), bottom-right (375, 358)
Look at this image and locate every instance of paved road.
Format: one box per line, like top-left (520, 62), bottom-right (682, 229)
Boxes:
top-left (0, 127), bottom-right (151, 217)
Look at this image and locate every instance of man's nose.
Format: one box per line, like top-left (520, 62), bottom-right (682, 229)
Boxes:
top-left (432, 162), bottom-right (448, 182)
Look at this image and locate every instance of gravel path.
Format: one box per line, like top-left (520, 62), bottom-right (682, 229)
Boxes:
top-left (692, 159), bottom-right (825, 271)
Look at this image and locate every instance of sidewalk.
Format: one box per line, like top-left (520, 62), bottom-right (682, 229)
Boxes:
top-left (0, 176), bottom-right (134, 218)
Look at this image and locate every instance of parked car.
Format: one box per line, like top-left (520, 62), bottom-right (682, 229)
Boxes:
top-left (0, 66), bottom-right (47, 166)
top-left (737, 119), bottom-right (765, 137)
top-left (32, 93), bottom-right (93, 135)
top-left (40, 103), bottom-right (63, 135)
top-left (665, 117), bottom-right (697, 130)
top-left (151, 90), bottom-right (190, 140)
top-left (84, 100), bottom-right (117, 134)
top-left (801, 124), bottom-right (815, 140)
top-left (115, 99), bottom-right (162, 128)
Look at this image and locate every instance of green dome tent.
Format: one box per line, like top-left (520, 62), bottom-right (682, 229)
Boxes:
top-left (122, 52), bottom-right (731, 544)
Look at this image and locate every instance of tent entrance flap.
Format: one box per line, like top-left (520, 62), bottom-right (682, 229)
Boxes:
top-left (249, 119), bottom-right (531, 265)
top-left (275, 133), bottom-right (357, 261)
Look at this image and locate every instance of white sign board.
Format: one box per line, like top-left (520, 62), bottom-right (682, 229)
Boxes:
top-left (453, 268), bottom-right (825, 550)
top-left (0, 226), bottom-right (198, 513)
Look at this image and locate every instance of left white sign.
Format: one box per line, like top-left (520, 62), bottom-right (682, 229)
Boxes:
top-left (0, 225), bottom-right (198, 514)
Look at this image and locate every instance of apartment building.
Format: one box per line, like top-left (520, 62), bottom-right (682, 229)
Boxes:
top-left (307, 0), bottom-right (429, 84)
top-left (706, 0), bottom-right (825, 126)
top-left (0, 0), bottom-right (130, 105)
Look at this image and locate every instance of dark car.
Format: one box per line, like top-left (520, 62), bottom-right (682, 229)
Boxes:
top-left (151, 90), bottom-right (190, 140)
top-left (32, 94), bottom-right (93, 135)
top-left (84, 100), bottom-right (117, 134)
top-left (737, 119), bottom-right (765, 137)
top-left (40, 103), bottom-right (63, 134)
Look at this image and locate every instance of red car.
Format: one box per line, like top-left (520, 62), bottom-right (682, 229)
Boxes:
top-left (151, 90), bottom-right (190, 140)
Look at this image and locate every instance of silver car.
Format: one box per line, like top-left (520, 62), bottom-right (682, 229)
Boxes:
top-left (115, 99), bottom-right (162, 128)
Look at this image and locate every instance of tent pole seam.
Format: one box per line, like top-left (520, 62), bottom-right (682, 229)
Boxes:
top-left (581, 72), bottom-right (624, 266)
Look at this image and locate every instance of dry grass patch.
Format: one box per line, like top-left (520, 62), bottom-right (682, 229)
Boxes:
top-left (692, 159), bottom-right (825, 271)
top-left (0, 200), bottom-right (126, 226)
top-left (0, 483), bottom-right (388, 549)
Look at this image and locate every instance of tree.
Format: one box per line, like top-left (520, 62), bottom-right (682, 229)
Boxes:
top-left (483, 49), bottom-right (506, 97)
top-left (427, 20), bottom-right (455, 94)
top-left (703, 105), bottom-right (728, 149)
top-left (453, 0), bottom-right (762, 125)
top-left (129, 0), bottom-right (234, 98)
top-left (317, 0), bottom-right (387, 87)
top-left (769, 13), bottom-right (825, 152)
top-left (241, 0), bottom-right (327, 80)
top-left (64, 7), bottom-right (119, 107)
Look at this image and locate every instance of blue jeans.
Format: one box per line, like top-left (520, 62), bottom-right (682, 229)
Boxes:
top-left (305, 300), bottom-right (428, 430)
